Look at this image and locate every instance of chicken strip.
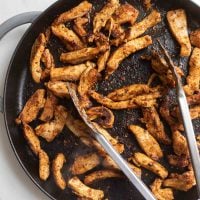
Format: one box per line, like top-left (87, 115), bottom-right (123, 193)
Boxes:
top-left (184, 48), bottom-right (200, 95)
top-left (51, 24), bottom-right (85, 51)
top-left (89, 90), bottom-right (159, 110)
top-left (167, 154), bottom-right (189, 168)
top-left (39, 149), bottom-right (50, 181)
top-left (97, 47), bottom-right (110, 72)
top-left (150, 179), bottom-right (174, 200)
top-left (143, 0), bottom-right (152, 10)
top-left (93, 0), bottom-right (120, 33)
top-left (52, 153), bottom-right (66, 190)
top-left (129, 125), bottom-right (163, 160)
top-left (50, 64), bottom-right (88, 81)
top-left (45, 81), bottom-right (70, 98)
top-left (86, 106), bottom-right (115, 128)
top-left (106, 35), bottom-right (152, 78)
top-left (53, 1), bottom-right (92, 25)
top-left (70, 153), bottom-right (100, 175)
top-left (68, 176), bottom-right (104, 200)
top-left (132, 152), bottom-right (168, 179)
top-left (35, 105), bottom-right (68, 142)
top-left (107, 84), bottom-right (161, 101)
top-left (73, 17), bottom-right (88, 37)
top-left (84, 169), bottom-right (123, 185)
top-left (126, 10), bottom-right (161, 41)
top-left (39, 91), bottom-right (57, 122)
top-left (22, 123), bottom-right (41, 156)
top-left (60, 45), bottom-right (108, 64)
top-left (16, 89), bottom-right (46, 124)
top-left (163, 171), bottom-right (196, 191)
top-left (190, 28), bottom-right (200, 48)
top-left (167, 9), bottom-right (191, 57)
top-left (142, 107), bottom-right (171, 145)
top-left (78, 62), bottom-right (99, 108)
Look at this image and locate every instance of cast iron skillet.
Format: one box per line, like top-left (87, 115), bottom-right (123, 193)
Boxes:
top-left (0, 0), bottom-right (200, 199)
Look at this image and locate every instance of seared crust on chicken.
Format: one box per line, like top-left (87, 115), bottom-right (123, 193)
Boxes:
top-left (129, 125), bottom-right (163, 160)
top-left (73, 17), bottom-right (88, 37)
top-left (53, 1), bottom-right (92, 25)
top-left (97, 47), bottom-right (110, 72)
top-left (150, 179), bottom-right (174, 200)
top-left (190, 28), bottom-right (200, 48)
top-left (35, 105), bottom-right (68, 142)
top-left (167, 9), bottom-right (191, 57)
top-left (39, 91), bottom-right (57, 122)
top-left (68, 176), bottom-right (104, 200)
top-left (163, 171), bottom-right (196, 191)
top-left (86, 106), bottom-right (115, 128)
top-left (133, 152), bottom-right (168, 179)
top-left (50, 64), bottom-right (88, 81)
top-left (16, 89), bottom-right (46, 124)
top-left (84, 169), bottom-right (123, 185)
top-left (126, 10), bottom-right (161, 41)
top-left (23, 123), bottom-right (41, 156)
top-left (70, 153), bottom-right (100, 175)
top-left (60, 45), bottom-right (108, 64)
top-left (106, 35), bottom-right (152, 77)
top-left (39, 149), bottom-right (50, 181)
top-left (184, 48), bottom-right (200, 95)
top-left (30, 33), bottom-right (47, 83)
top-left (167, 154), bottom-right (189, 168)
top-left (142, 107), bottom-right (171, 145)
top-left (45, 81), bottom-right (70, 98)
top-left (52, 153), bottom-right (66, 190)
top-left (93, 0), bottom-right (120, 33)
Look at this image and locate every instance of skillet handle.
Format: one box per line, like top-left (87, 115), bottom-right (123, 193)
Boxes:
top-left (0, 11), bottom-right (42, 113)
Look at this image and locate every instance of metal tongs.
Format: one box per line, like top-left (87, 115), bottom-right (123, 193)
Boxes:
top-left (67, 82), bottom-right (156, 200)
top-left (158, 41), bottom-right (200, 198)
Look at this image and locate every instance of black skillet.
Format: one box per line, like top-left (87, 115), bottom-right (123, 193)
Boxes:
top-left (0, 0), bottom-right (200, 199)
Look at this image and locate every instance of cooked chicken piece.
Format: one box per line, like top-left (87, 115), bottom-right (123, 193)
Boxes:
top-left (133, 152), bottom-right (168, 179)
top-left (88, 32), bottom-right (109, 47)
top-left (190, 28), bottom-right (200, 48)
top-left (51, 24), bottom-right (85, 51)
top-left (143, 0), bottom-right (152, 10)
top-left (22, 123), bottom-right (41, 156)
top-left (45, 81), bottom-right (70, 98)
top-left (78, 62), bottom-right (99, 108)
top-left (30, 33), bottom-right (47, 83)
top-left (187, 93), bottom-right (200, 105)
top-left (39, 91), bottom-right (57, 122)
top-left (50, 64), bottom-right (88, 81)
top-left (163, 171), bottom-right (196, 191)
top-left (150, 179), bottom-right (174, 200)
top-left (167, 154), bottom-right (189, 168)
top-left (93, 0), bottom-right (120, 33)
top-left (52, 153), bottom-right (66, 190)
top-left (129, 125), bottom-right (163, 160)
top-left (126, 10), bottom-right (161, 41)
top-left (89, 90), bottom-right (159, 110)
top-left (142, 107), bottom-right (171, 145)
top-left (172, 130), bottom-right (189, 157)
top-left (97, 48), bottom-right (110, 72)
top-left (41, 49), bottom-right (55, 80)
top-left (103, 155), bottom-right (142, 178)
top-left (106, 35), bottom-right (152, 78)
top-left (70, 153), bottom-right (100, 175)
top-left (184, 48), bottom-right (200, 95)
top-left (53, 1), bottom-right (92, 25)
top-left (39, 149), bottom-right (50, 181)
top-left (167, 9), bottom-right (191, 57)
top-left (84, 169), bottom-right (123, 185)
top-left (92, 122), bottom-right (124, 154)
top-left (86, 106), bottom-right (115, 128)
top-left (16, 89), bottom-right (46, 124)
top-left (60, 45), bottom-right (108, 64)
top-left (107, 84), bottom-right (161, 101)
top-left (196, 134), bottom-right (200, 150)
top-left (68, 176), bottom-right (104, 200)
top-left (35, 105), bottom-right (68, 142)
top-left (73, 17), bottom-right (88, 37)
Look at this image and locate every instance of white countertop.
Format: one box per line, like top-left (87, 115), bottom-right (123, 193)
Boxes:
top-left (0, 0), bottom-right (199, 200)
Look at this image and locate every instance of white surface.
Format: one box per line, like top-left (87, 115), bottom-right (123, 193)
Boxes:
top-left (0, 0), bottom-right (200, 200)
